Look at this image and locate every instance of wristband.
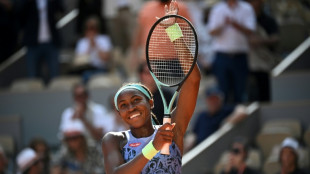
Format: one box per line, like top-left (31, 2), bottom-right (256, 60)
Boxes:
top-left (142, 140), bottom-right (159, 160)
top-left (165, 23), bottom-right (183, 42)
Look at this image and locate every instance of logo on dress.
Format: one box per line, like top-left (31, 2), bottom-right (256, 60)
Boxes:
top-left (129, 142), bottom-right (141, 147)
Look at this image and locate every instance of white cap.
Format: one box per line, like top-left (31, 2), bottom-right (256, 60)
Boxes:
top-left (61, 120), bottom-right (86, 139)
top-left (281, 137), bottom-right (299, 151)
top-left (117, 0), bottom-right (129, 8)
top-left (16, 148), bottom-right (40, 172)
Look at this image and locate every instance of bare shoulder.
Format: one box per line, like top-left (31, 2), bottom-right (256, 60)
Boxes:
top-left (102, 131), bottom-right (127, 149)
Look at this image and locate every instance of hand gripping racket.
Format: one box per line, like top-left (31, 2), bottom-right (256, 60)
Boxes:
top-left (146, 15), bottom-right (198, 155)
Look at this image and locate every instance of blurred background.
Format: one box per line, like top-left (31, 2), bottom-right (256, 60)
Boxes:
top-left (0, 0), bottom-right (309, 173)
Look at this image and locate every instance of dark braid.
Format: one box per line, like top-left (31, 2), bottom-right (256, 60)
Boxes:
top-left (151, 113), bottom-right (160, 125)
top-left (139, 84), bottom-right (161, 125)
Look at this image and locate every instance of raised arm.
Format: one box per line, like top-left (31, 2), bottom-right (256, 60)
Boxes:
top-left (172, 64), bottom-right (201, 136)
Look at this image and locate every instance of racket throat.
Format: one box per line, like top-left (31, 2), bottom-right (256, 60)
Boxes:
top-left (163, 115), bottom-right (171, 124)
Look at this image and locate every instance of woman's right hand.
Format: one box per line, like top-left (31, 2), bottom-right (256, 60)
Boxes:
top-left (152, 123), bottom-right (176, 150)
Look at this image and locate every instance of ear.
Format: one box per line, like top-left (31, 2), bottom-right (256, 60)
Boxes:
top-left (149, 99), bottom-right (154, 109)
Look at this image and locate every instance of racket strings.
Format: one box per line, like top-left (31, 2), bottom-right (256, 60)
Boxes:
top-left (148, 18), bottom-right (196, 86)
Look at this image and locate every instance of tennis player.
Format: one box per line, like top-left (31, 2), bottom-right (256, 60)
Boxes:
top-left (101, 1), bottom-right (201, 173)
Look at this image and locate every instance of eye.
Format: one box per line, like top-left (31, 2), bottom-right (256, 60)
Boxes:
top-left (119, 103), bottom-right (127, 109)
top-left (133, 97), bottom-right (142, 103)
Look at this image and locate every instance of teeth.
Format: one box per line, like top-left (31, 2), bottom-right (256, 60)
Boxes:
top-left (130, 113), bottom-right (140, 119)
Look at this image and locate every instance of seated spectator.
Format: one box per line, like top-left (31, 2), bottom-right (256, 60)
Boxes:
top-left (29, 137), bottom-right (51, 174)
top-left (278, 137), bottom-right (310, 174)
top-left (221, 137), bottom-right (259, 174)
top-left (0, 145), bottom-right (9, 174)
top-left (52, 122), bottom-right (104, 174)
top-left (188, 87), bottom-right (247, 148)
top-left (59, 83), bottom-right (110, 147)
top-left (16, 148), bottom-right (43, 174)
top-left (72, 16), bottom-right (113, 83)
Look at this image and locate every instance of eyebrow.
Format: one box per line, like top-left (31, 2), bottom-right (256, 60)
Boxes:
top-left (118, 94), bottom-right (142, 103)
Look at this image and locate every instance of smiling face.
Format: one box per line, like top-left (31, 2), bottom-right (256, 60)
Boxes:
top-left (116, 89), bottom-right (154, 129)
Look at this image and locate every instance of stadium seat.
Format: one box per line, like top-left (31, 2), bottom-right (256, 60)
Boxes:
top-left (263, 144), bottom-right (310, 174)
top-left (10, 78), bottom-right (44, 92)
top-left (48, 75), bottom-right (82, 91)
top-left (87, 73), bottom-right (123, 89)
top-left (256, 119), bottom-right (301, 159)
top-left (0, 115), bottom-right (22, 153)
top-left (0, 135), bottom-right (15, 157)
top-left (261, 119), bottom-right (302, 138)
top-left (214, 149), bottom-right (262, 174)
top-left (256, 128), bottom-right (293, 159)
top-left (304, 126), bottom-right (310, 148)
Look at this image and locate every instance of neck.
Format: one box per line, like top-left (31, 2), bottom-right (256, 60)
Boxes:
top-left (281, 165), bottom-right (297, 174)
top-left (227, 0), bottom-right (237, 7)
top-left (75, 150), bottom-right (86, 161)
top-left (130, 123), bottom-right (155, 138)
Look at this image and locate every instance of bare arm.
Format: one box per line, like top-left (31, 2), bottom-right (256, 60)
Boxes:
top-left (210, 18), bottom-right (254, 37)
top-left (102, 124), bottom-right (175, 174)
top-left (169, 29), bottom-right (201, 152)
top-left (223, 105), bottom-right (248, 125)
top-left (228, 18), bottom-right (254, 36)
top-left (73, 104), bottom-right (103, 141)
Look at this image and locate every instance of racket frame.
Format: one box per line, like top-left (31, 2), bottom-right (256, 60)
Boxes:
top-left (145, 14), bottom-right (198, 155)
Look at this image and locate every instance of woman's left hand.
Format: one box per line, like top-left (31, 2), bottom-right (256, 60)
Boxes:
top-left (152, 123), bottom-right (176, 150)
top-left (156, 0), bottom-right (179, 27)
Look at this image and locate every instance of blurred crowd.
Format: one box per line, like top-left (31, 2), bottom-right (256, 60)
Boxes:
top-left (0, 0), bottom-right (310, 173)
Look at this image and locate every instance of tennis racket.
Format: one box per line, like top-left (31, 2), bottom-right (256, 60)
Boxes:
top-left (145, 14), bottom-right (198, 155)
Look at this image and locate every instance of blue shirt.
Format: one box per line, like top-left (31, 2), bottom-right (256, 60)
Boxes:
top-left (193, 105), bottom-right (235, 145)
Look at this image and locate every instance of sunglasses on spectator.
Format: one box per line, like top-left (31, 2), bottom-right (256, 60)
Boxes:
top-left (231, 148), bottom-right (242, 154)
top-left (65, 135), bottom-right (83, 142)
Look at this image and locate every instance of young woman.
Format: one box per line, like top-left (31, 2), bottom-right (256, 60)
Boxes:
top-left (101, 0), bottom-right (201, 173)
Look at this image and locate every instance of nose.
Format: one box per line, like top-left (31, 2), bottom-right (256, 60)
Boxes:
top-left (127, 103), bottom-right (136, 112)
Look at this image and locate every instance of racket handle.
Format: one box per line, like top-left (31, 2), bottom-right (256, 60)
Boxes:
top-left (161, 117), bottom-right (171, 155)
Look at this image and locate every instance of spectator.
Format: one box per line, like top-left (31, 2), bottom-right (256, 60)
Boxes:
top-left (246, 0), bottom-right (280, 102)
top-left (278, 137), bottom-right (310, 174)
top-left (0, 0), bottom-right (18, 64)
top-left (138, 62), bottom-right (174, 124)
top-left (76, 0), bottom-right (107, 36)
top-left (59, 83), bottom-right (110, 147)
top-left (111, 0), bottom-right (134, 54)
top-left (191, 87), bottom-right (247, 146)
top-left (29, 137), bottom-right (51, 174)
top-left (72, 16), bottom-right (113, 83)
top-left (221, 137), bottom-right (259, 174)
top-left (208, 0), bottom-right (256, 103)
top-left (52, 122), bottom-right (104, 174)
top-left (0, 145), bottom-right (9, 174)
top-left (19, 0), bottom-right (64, 84)
top-left (185, 0), bottom-right (215, 75)
top-left (16, 148), bottom-right (43, 174)
top-left (128, 0), bottom-right (191, 76)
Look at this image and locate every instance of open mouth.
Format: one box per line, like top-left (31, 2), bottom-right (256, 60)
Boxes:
top-left (129, 113), bottom-right (140, 120)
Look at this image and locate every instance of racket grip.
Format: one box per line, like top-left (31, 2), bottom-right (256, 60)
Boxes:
top-left (161, 117), bottom-right (171, 155)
